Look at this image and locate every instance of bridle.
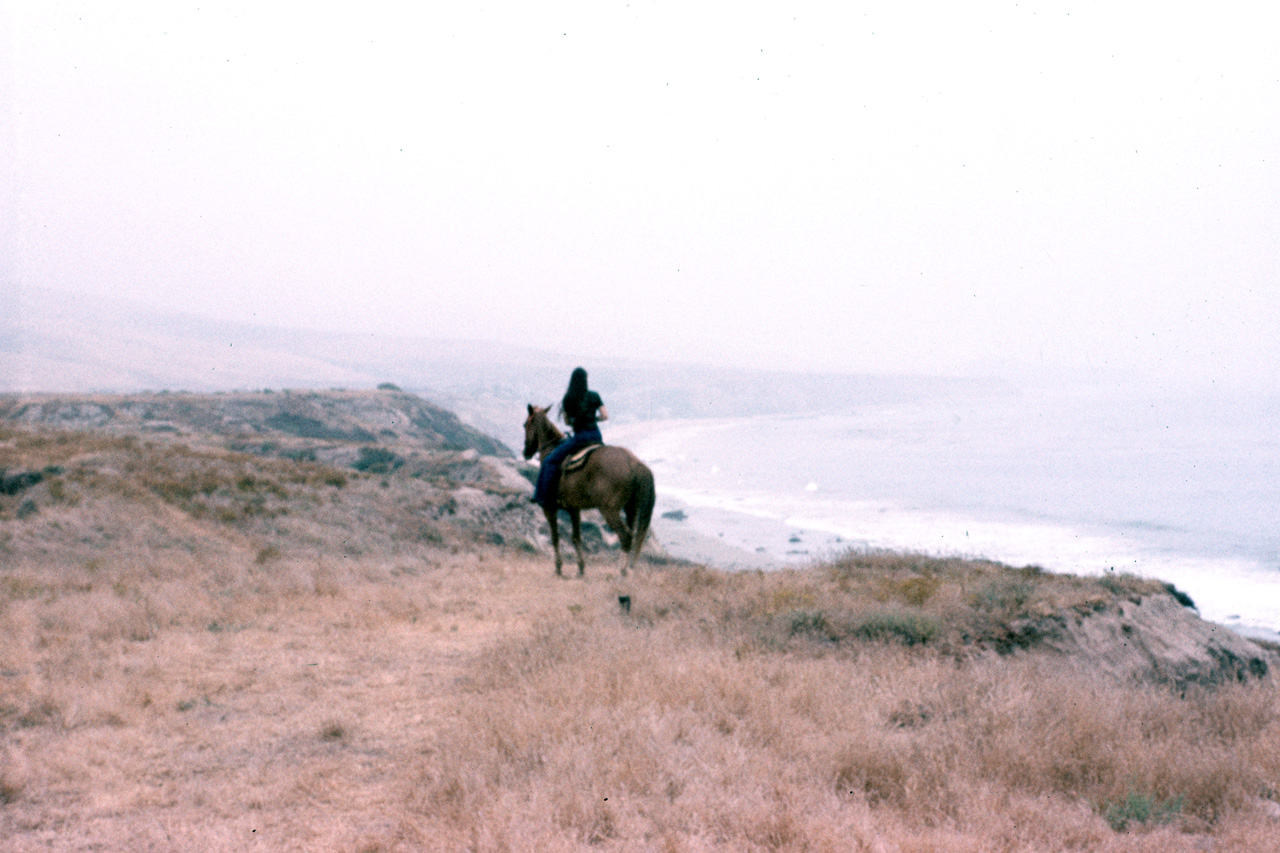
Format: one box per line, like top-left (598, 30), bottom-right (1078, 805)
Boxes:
top-left (524, 407), bottom-right (564, 460)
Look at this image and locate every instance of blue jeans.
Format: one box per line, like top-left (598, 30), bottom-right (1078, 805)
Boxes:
top-left (534, 429), bottom-right (602, 506)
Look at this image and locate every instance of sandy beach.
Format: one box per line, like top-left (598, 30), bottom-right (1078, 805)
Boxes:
top-left (646, 509), bottom-right (780, 571)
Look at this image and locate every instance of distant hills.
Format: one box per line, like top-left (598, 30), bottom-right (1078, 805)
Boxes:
top-left (3, 286), bottom-right (1007, 450)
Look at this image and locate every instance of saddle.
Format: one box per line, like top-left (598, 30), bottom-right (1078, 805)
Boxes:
top-left (562, 443), bottom-right (604, 474)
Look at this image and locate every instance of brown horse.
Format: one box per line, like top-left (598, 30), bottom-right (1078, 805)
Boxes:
top-left (523, 405), bottom-right (655, 577)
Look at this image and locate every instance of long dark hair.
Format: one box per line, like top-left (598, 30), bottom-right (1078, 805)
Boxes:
top-left (559, 367), bottom-right (589, 423)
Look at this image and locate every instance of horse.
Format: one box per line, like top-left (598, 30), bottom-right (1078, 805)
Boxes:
top-left (522, 404), bottom-right (655, 577)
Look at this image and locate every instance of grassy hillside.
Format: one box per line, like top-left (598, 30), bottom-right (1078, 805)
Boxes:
top-left (2, 393), bottom-right (1279, 850)
top-left (0, 387), bottom-right (512, 457)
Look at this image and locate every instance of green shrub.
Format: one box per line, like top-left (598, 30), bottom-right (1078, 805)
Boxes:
top-left (850, 611), bottom-right (937, 646)
top-left (972, 576), bottom-right (1034, 613)
top-left (353, 447), bottom-right (404, 474)
top-left (1101, 790), bottom-right (1184, 831)
top-left (1164, 582), bottom-right (1196, 609)
top-left (788, 610), bottom-right (831, 639)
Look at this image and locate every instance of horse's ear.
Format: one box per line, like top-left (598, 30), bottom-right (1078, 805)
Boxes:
top-left (527, 404), bottom-right (534, 415)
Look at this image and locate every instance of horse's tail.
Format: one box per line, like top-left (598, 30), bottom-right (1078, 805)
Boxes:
top-left (625, 463), bottom-right (656, 568)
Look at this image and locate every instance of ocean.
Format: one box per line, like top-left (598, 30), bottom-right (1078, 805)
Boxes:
top-left (608, 382), bottom-right (1280, 642)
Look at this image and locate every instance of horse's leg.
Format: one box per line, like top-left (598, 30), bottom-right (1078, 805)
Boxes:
top-left (544, 505), bottom-right (563, 577)
top-left (569, 509), bottom-right (586, 577)
top-left (599, 507), bottom-right (632, 574)
top-left (625, 470), bottom-right (655, 578)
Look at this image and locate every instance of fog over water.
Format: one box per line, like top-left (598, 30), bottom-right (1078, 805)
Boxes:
top-left (4, 3), bottom-right (1278, 389)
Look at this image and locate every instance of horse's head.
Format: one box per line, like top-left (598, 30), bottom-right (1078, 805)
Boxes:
top-left (522, 404), bottom-right (557, 459)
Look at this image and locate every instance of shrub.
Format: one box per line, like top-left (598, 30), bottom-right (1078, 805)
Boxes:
top-left (850, 611), bottom-right (938, 646)
top-left (972, 576), bottom-right (1034, 613)
top-left (876, 575), bottom-right (941, 606)
top-left (1, 469), bottom-right (45, 495)
top-left (353, 447), bottom-right (403, 474)
top-left (788, 610), bottom-right (831, 639)
top-left (1102, 790), bottom-right (1184, 831)
top-left (1098, 571), bottom-right (1164, 598)
top-left (312, 469), bottom-right (347, 488)
top-left (1164, 582), bottom-right (1197, 610)
top-left (767, 585), bottom-right (816, 615)
top-left (0, 759), bottom-right (25, 805)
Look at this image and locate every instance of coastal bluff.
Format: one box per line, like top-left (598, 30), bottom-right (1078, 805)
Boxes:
top-left (0, 387), bottom-right (548, 558)
top-left (714, 551), bottom-right (1277, 692)
top-left (0, 387), bottom-right (509, 457)
top-left (4, 389), bottom-right (1280, 847)
top-left (0, 388), bottom-right (1273, 690)
top-left (1004, 583), bottom-right (1273, 690)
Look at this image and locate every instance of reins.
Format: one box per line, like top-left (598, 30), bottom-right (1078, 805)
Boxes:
top-left (534, 412), bottom-right (564, 459)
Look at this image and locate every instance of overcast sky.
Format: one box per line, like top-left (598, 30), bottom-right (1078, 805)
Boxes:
top-left (5, 3), bottom-right (1278, 388)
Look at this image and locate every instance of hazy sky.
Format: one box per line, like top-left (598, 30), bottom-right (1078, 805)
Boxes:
top-left (5, 3), bottom-right (1279, 387)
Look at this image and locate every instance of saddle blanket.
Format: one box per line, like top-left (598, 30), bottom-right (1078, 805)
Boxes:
top-left (563, 443), bottom-right (604, 474)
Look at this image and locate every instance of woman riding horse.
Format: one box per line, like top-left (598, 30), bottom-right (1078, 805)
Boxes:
top-left (523, 397), bottom-right (654, 577)
top-left (531, 367), bottom-right (608, 508)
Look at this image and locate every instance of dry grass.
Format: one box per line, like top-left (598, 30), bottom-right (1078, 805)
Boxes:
top-left (399, 562), bottom-right (1280, 852)
top-left (3, 547), bottom-right (1279, 851)
top-left (2, 422), bottom-right (1280, 850)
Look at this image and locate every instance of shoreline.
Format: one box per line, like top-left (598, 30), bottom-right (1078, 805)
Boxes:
top-left (609, 415), bottom-right (1280, 645)
top-left (646, 490), bottom-right (1280, 646)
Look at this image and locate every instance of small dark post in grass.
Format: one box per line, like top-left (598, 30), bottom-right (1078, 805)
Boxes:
top-left (618, 595), bottom-right (631, 614)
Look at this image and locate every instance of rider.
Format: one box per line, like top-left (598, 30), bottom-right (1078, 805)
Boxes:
top-left (532, 367), bottom-right (608, 508)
